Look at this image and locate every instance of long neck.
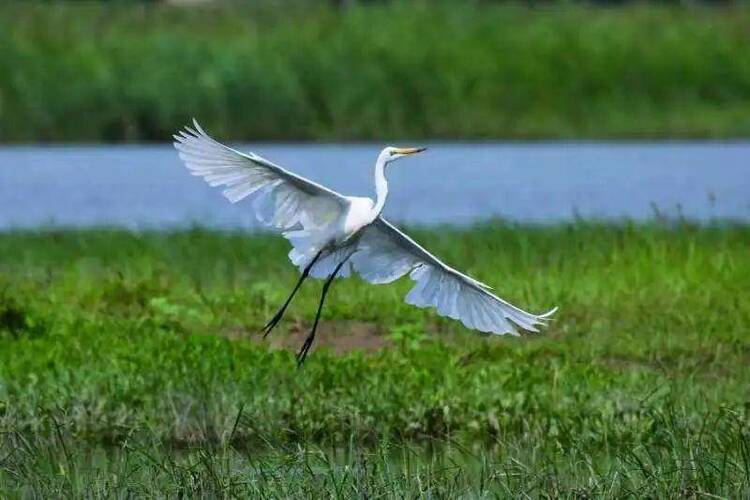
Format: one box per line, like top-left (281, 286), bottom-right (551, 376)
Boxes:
top-left (373, 156), bottom-right (389, 215)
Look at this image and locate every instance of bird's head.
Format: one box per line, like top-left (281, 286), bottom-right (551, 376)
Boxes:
top-left (380, 146), bottom-right (427, 165)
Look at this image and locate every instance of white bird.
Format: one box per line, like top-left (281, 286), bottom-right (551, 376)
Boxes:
top-left (174, 120), bottom-right (556, 364)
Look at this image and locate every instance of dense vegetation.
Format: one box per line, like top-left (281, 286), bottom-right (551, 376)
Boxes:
top-left (0, 223), bottom-right (748, 496)
top-left (2, 3), bottom-right (750, 142)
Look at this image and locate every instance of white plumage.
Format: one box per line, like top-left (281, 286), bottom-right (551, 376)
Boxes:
top-left (174, 120), bottom-right (555, 361)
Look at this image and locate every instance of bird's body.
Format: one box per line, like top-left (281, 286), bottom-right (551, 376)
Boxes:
top-left (174, 120), bottom-right (556, 364)
top-left (340, 196), bottom-right (376, 243)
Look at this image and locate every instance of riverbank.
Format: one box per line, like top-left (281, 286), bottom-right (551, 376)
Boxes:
top-left (2, 3), bottom-right (750, 142)
top-left (1, 223), bottom-right (749, 495)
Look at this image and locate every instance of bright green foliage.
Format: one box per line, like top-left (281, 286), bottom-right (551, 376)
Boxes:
top-left (0, 223), bottom-right (749, 496)
top-left (2, 3), bottom-right (750, 141)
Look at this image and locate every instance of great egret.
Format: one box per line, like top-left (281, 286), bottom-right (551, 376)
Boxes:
top-left (174, 121), bottom-right (556, 364)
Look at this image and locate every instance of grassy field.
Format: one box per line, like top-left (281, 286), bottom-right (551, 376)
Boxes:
top-left (3, 2), bottom-right (750, 142)
top-left (0, 222), bottom-right (748, 496)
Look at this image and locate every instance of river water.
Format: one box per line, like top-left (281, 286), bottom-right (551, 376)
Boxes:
top-left (0, 142), bottom-right (748, 229)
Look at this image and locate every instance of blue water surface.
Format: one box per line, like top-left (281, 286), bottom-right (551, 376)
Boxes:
top-left (0, 142), bottom-right (748, 229)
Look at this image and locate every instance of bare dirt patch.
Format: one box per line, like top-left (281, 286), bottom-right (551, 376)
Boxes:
top-left (227, 320), bottom-right (392, 355)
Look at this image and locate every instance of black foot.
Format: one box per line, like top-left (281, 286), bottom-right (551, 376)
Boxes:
top-left (260, 308), bottom-right (285, 339)
top-left (296, 332), bottom-right (315, 367)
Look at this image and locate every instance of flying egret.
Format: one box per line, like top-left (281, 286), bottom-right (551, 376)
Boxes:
top-left (174, 121), bottom-right (556, 364)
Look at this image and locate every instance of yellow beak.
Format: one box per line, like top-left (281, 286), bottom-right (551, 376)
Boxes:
top-left (393, 147), bottom-right (427, 155)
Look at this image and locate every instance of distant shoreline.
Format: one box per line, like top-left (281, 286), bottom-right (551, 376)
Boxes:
top-left (2, 3), bottom-right (750, 142)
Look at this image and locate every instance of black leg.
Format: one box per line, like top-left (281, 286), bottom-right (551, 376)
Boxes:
top-left (261, 250), bottom-right (323, 339)
top-left (296, 255), bottom-right (351, 366)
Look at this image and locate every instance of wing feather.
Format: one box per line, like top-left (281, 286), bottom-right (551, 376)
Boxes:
top-left (174, 120), bottom-right (348, 267)
top-left (351, 217), bottom-right (556, 335)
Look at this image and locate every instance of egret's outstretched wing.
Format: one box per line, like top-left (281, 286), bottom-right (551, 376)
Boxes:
top-left (351, 218), bottom-right (556, 335)
top-left (174, 120), bottom-right (347, 233)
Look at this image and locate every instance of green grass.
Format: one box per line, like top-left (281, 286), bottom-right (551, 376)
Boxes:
top-left (0, 222), bottom-right (749, 496)
top-left (3, 2), bottom-right (750, 142)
